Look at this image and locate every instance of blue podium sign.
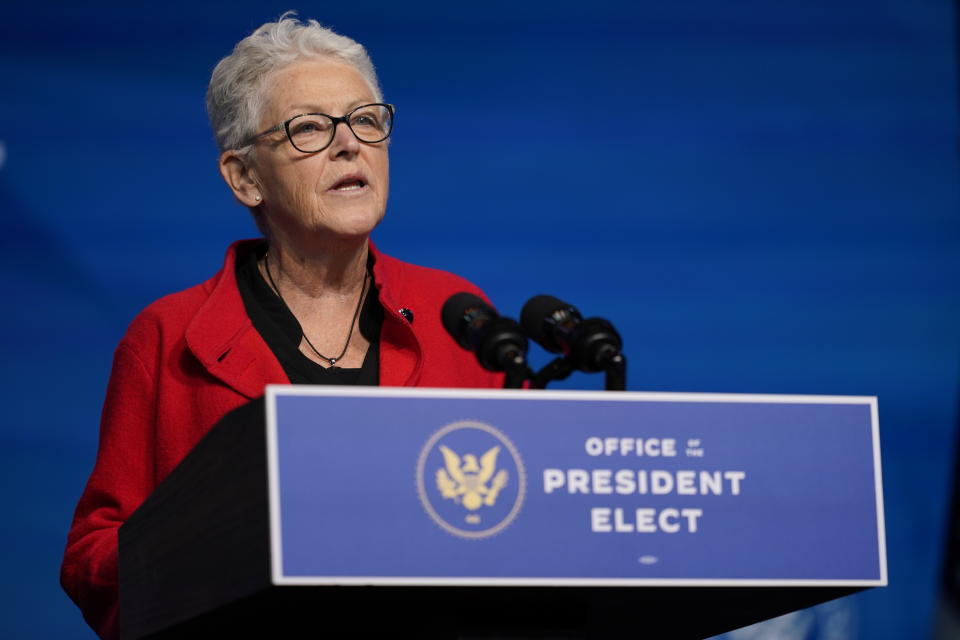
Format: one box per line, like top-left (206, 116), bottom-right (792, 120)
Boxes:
top-left (265, 387), bottom-right (885, 587)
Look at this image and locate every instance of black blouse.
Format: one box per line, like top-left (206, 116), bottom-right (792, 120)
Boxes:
top-left (235, 243), bottom-right (382, 385)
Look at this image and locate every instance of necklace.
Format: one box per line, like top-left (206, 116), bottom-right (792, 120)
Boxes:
top-left (263, 251), bottom-right (368, 367)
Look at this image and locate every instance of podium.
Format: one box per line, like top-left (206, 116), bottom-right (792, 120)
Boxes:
top-left (119, 388), bottom-right (885, 639)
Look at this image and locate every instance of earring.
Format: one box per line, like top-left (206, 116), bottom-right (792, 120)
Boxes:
top-left (255, 195), bottom-right (261, 202)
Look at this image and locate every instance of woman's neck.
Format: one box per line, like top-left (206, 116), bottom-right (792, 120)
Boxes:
top-left (264, 234), bottom-right (369, 300)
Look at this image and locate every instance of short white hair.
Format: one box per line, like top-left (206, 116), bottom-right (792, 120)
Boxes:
top-left (206, 12), bottom-right (383, 153)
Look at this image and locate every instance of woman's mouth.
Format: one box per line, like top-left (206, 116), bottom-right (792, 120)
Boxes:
top-left (329, 176), bottom-right (367, 192)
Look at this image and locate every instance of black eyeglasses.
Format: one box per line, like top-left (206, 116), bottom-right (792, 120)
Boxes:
top-left (241, 102), bottom-right (395, 153)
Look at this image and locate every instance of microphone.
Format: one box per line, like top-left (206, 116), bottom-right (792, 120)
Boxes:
top-left (441, 292), bottom-right (530, 374)
top-left (520, 294), bottom-right (623, 373)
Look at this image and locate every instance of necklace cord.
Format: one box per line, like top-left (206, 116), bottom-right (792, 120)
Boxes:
top-left (263, 251), bottom-right (368, 367)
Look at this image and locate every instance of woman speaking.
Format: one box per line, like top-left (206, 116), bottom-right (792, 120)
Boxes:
top-left (61, 14), bottom-right (501, 638)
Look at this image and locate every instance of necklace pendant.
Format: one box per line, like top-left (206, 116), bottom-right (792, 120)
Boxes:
top-left (328, 357), bottom-right (337, 365)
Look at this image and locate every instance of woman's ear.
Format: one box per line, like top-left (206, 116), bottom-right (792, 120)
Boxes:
top-left (218, 149), bottom-right (262, 207)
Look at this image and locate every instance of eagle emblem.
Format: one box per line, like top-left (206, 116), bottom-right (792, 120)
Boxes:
top-left (435, 445), bottom-right (509, 511)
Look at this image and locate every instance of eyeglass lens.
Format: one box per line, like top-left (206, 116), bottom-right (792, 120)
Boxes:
top-left (287, 104), bottom-right (393, 152)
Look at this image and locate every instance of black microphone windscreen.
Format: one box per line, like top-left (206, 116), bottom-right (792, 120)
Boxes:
top-left (441, 292), bottom-right (496, 349)
top-left (520, 294), bottom-right (579, 353)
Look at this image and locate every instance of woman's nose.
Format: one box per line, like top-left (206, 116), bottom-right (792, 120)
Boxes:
top-left (328, 120), bottom-right (360, 157)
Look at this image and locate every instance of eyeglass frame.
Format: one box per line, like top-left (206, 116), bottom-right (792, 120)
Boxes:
top-left (239, 102), bottom-right (396, 153)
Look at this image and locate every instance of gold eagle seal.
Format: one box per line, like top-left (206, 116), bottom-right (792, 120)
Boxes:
top-left (436, 444), bottom-right (509, 510)
top-left (416, 420), bottom-right (526, 539)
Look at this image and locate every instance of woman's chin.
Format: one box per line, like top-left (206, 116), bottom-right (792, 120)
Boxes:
top-left (311, 210), bottom-right (385, 241)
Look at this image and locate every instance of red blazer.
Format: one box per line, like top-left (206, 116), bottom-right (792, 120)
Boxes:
top-left (61, 240), bottom-right (503, 638)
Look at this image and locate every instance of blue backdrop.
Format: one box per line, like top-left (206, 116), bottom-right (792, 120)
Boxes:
top-left (1, 1), bottom-right (957, 638)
